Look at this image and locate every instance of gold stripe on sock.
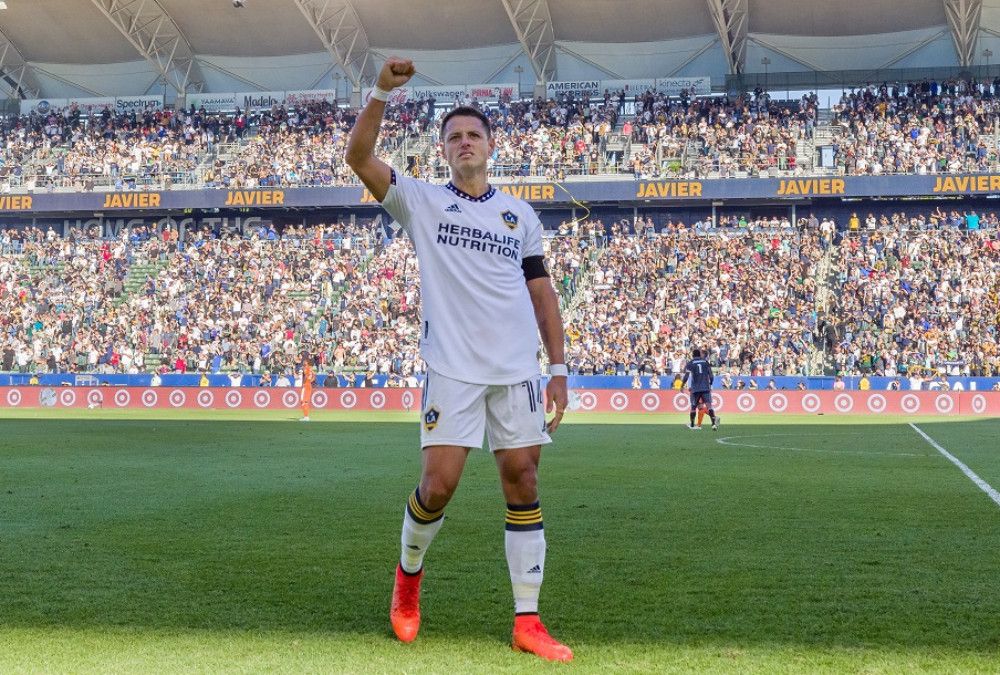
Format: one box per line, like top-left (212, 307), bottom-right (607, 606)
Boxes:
top-left (408, 491), bottom-right (443, 522)
top-left (506, 511), bottom-right (543, 525)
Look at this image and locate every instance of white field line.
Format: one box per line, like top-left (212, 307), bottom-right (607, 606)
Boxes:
top-left (715, 433), bottom-right (924, 457)
top-left (909, 423), bottom-right (1000, 509)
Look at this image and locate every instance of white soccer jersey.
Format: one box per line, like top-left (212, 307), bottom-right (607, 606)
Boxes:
top-left (381, 172), bottom-right (544, 385)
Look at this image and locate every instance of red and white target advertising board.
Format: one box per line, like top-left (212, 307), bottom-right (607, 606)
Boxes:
top-left (565, 389), bottom-right (1000, 416)
top-left (0, 387), bottom-right (421, 412)
top-left (1, 387), bottom-right (998, 416)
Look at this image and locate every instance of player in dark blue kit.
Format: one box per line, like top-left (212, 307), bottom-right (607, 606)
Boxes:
top-left (680, 348), bottom-right (719, 430)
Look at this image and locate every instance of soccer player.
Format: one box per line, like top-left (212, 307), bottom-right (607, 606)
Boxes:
top-left (299, 353), bottom-right (314, 421)
top-left (346, 57), bottom-right (572, 662)
top-left (681, 348), bottom-right (719, 430)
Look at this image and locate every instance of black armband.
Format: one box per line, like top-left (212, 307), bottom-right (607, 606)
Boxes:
top-left (521, 255), bottom-right (549, 281)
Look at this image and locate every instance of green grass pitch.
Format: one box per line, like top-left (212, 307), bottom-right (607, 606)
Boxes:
top-left (0, 409), bottom-right (998, 673)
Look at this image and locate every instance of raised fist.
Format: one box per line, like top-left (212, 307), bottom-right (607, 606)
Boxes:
top-left (378, 57), bottom-right (416, 91)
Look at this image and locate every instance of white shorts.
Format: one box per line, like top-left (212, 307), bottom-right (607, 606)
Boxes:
top-left (420, 367), bottom-right (552, 452)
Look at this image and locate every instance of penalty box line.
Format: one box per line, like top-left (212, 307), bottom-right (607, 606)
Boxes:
top-left (909, 423), bottom-right (1000, 510)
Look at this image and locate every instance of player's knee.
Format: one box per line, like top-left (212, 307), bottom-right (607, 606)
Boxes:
top-left (419, 475), bottom-right (459, 510)
top-left (501, 461), bottom-right (538, 496)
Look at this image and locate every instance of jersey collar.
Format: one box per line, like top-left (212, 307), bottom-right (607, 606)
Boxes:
top-left (445, 181), bottom-right (495, 203)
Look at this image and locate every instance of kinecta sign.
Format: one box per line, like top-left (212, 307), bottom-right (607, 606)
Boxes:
top-left (655, 77), bottom-right (711, 96)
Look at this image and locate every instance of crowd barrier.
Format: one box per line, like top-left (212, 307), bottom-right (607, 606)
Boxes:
top-left (1, 387), bottom-right (998, 416)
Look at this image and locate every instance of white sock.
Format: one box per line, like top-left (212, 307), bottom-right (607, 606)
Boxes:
top-left (400, 488), bottom-right (444, 574)
top-left (505, 502), bottom-right (545, 614)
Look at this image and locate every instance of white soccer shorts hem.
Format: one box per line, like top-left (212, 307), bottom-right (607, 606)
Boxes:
top-left (420, 367), bottom-right (551, 453)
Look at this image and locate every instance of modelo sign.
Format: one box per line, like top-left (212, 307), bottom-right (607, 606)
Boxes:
top-left (239, 91), bottom-right (284, 111)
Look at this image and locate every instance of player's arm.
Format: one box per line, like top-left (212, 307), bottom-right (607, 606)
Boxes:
top-left (345, 57), bottom-right (415, 201)
top-left (680, 368), bottom-right (690, 388)
top-left (526, 265), bottom-right (568, 433)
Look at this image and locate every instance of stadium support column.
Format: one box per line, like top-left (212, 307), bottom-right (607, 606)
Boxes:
top-left (500, 0), bottom-right (557, 97)
top-left (0, 28), bottom-right (41, 99)
top-left (293, 0), bottom-right (377, 101)
top-left (90, 0), bottom-right (205, 98)
top-left (944, 0), bottom-right (983, 67)
top-left (706, 0), bottom-right (748, 75)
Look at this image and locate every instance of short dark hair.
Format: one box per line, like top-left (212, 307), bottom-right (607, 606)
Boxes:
top-left (441, 106), bottom-right (491, 138)
top-left (692, 348), bottom-right (702, 358)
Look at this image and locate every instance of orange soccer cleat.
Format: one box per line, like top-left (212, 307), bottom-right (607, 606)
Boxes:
top-left (390, 564), bottom-right (423, 643)
top-left (512, 614), bottom-right (574, 662)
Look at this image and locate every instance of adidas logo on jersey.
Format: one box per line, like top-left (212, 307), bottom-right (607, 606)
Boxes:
top-left (526, 564), bottom-right (541, 574)
top-left (445, 203), bottom-right (462, 213)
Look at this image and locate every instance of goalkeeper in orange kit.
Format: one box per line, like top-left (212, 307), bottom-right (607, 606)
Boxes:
top-left (300, 353), bottom-right (315, 421)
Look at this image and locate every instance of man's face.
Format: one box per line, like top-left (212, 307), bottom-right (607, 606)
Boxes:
top-left (442, 115), bottom-right (494, 173)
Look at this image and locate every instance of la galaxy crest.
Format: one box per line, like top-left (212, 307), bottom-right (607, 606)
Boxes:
top-left (424, 406), bottom-right (441, 431)
top-left (500, 210), bottom-right (518, 230)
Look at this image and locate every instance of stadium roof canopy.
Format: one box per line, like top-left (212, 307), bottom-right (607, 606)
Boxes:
top-left (1, 0), bottom-right (999, 101)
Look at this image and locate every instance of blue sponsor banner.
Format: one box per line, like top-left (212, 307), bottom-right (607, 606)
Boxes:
top-left (2, 373), bottom-right (997, 391)
top-left (0, 372), bottom-right (389, 388)
top-left (4, 173), bottom-right (1000, 214)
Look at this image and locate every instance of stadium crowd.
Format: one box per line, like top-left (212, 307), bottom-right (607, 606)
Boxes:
top-left (626, 90), bottom-right (815, 178)
top-left (823, 227), bottom-right (999, 377)
top-left (204, 100), bottom-right (431, 188)
top-left (563, 227), bottom-right (822, 376)
top-left (11, 77), bottom-right (1000, 188)
top-left (411, 94), bottom-right (620, 179)
top-left (4, 104), bottom-right (212, 190)
top-left (830, 79), bottom-right (1000, 175)
top-left (0, 222), bottom-right (381, 381)
top-left (1, 211), bottom-right (998, 382)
